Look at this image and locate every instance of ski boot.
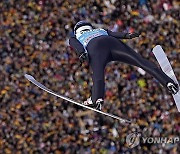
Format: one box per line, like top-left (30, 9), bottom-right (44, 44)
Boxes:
top-left (83, 97), bottom-right (104, 110)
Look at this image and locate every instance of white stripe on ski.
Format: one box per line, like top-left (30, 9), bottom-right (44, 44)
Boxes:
top-left (25, 74), bottom-right (131, 123)
top-left (152, 45), bottom-right (180, 112)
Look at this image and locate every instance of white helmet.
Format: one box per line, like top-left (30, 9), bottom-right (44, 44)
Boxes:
top-left (74, 21), bottom-right (93, 37)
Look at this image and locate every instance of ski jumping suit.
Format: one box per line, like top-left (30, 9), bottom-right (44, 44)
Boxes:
top-left (69, 29), bottom-right (174, 103)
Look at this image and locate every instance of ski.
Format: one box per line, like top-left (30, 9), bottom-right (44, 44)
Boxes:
top-left (24, 74), bottom-right (131, 123)
top-left (152, 45), bottom-right (180, 112)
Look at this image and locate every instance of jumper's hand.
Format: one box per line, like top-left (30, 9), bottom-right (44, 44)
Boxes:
top-left (79, 52), bottom-right (89, 63)
top-left (125, 32), bottom-right (140, 39)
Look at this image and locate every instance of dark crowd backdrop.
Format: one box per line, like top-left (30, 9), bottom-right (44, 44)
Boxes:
top-left (0, 0), bottom-right (179, 153)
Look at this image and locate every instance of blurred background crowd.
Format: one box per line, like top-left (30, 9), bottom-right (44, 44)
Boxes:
top-left (0, 0), bottom-right (179, 153)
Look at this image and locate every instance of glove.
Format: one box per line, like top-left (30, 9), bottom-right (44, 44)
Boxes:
top-left (125, 32), bottom-right (140, 39)
top-left (79, 52), bottom-right (89, 63)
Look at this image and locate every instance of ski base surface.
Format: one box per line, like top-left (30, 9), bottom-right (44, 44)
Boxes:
top-left (152, 45), bottom-right (180, 112)
top-left (25, 74), bottom-right (131, 123)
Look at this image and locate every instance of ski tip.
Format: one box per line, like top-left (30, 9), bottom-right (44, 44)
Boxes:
top-left (24, 74), bottom-right (35, 80)
top-left (154, 45), bottom-right (161, 48)
top-left (152, 45), bottom-right (162, 52)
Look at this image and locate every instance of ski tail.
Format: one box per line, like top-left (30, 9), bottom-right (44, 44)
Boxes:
top-left (152, 45), bottom-right (180, 112)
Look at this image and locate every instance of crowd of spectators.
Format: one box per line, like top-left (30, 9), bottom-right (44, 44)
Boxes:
top-left (0, 0), bottom-right (179, 153)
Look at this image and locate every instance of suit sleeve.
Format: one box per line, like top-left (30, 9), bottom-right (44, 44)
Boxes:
top-left (69, 37), bottom-right (86, 56)
top-left (107, 29), bottom-right (129, 39)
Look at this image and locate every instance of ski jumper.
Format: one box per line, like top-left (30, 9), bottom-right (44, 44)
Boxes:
top-left (69, 29), bottom-right (174, 103)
